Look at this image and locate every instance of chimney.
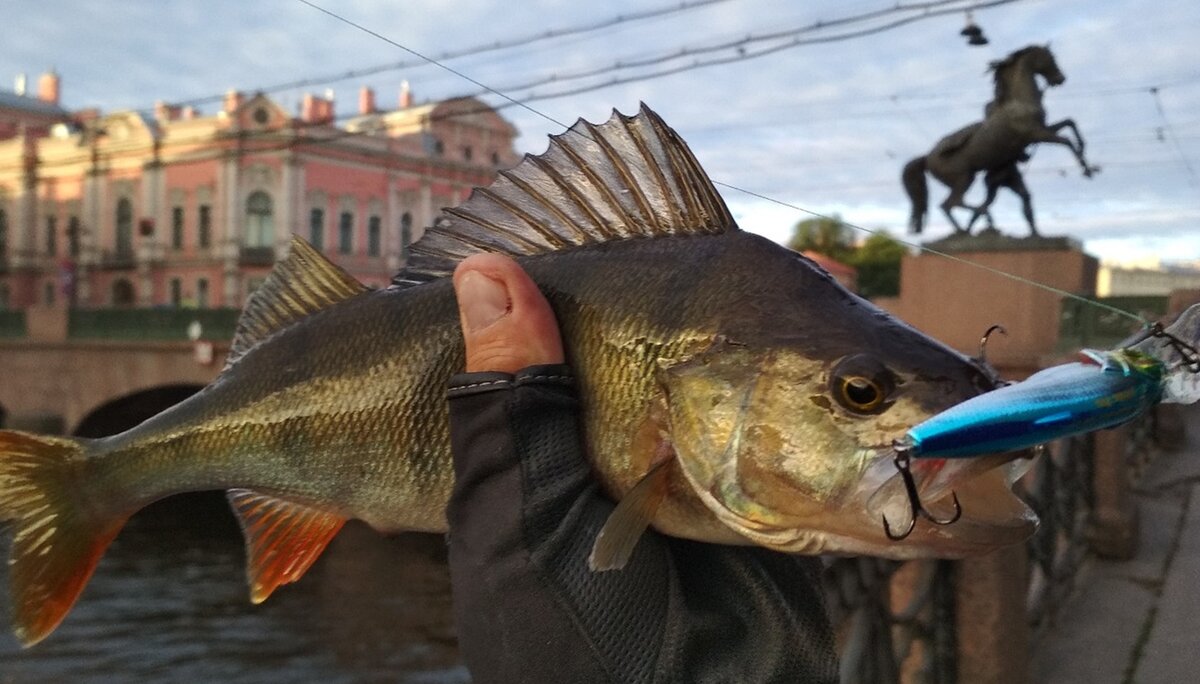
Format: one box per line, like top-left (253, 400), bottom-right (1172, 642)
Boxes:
top-left (14, 73), bottom-right (27, 97)
top-left (37, 70), bottom-right (60, 105)
top-left (301, 93), bottom-right (335, 124)
top-left (182, 105), bottom-right (197, 120)
top-left (399, 80), bottom-right (413, 109)
top-left (223, 89), bottom-right (243, 114)
top-left (154, 100), bottom-right (181, 122)
top-left (358, 86), bottom-right (376, 115)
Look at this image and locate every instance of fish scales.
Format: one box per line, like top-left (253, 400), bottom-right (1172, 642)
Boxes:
top-left (0, 105), bottom-right (1037, 646)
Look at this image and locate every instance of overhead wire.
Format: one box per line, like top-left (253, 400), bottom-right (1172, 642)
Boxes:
top-left (1148, 86), bottom-right (1200, 188)
top-left (295, 0), bottom-right (1156, 326)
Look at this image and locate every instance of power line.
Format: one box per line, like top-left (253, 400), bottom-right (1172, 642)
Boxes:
top-left (1148, 86), bottom-right (1199, 188)
top-left (149, 0), bottom-right (735, 112)
top-left (298, 0), bottom-right (1162, 326)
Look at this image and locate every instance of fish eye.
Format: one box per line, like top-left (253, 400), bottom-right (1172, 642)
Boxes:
top-left (830, 354), bottom-right (895, 414)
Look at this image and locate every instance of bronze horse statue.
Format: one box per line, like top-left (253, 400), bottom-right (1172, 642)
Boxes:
top-left (903, 45), bottom-right (1097, 234)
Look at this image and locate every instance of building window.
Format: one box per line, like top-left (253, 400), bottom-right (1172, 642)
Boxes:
top-left (244, 191), bottom-right (273, 248)
top-left (462, 146), bottom-right (473, 162)
top-left (338, 211), bottom-right (353, 254)
top-left (67, 216), bottom-right (80, 257)
top-left (433, 138), bottom-right (444, 156)
top-left (309, 208), bottom-right (325, 250)
top-left (400, 212), bottom-right (412, 260)
top-left (491, 151), bottom-right (501, 166)
top-left (112, 278), bottom-right (135, 307)
top-left (45, 216), bottom-right (57, 255)
top-left (171, 206), bottom-right (184, 249)
top-left (198, 204), bottom-right (212, 248)
top-left (115, 197), bottom-right (133, 255)
top-left (169, 278), bottom-right (182, 306)
top-left (367, 215), bottom-right (381, 256)
top-left (197, 278), bottom-right (209, 308)
top-left (44, 282), bottom-right (55, 306)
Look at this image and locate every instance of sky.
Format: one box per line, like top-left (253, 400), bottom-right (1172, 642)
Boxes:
top-left (4, 0), bottom-right (1198, 265)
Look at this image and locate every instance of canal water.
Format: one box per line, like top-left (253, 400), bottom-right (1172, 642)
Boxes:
top-left (0, 493), bottom-right (467, 683)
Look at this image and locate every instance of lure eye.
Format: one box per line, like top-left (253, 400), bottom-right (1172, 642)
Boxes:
top-left (830, 354), bottom-right (895, 414)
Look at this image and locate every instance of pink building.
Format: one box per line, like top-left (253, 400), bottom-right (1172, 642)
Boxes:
top-left (0, 76), bottom-right (518, 309)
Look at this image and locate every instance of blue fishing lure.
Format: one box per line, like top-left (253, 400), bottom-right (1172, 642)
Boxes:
top-left (902, 348), bottom-right (1164, 460)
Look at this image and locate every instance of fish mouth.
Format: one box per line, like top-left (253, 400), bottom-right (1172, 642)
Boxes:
top-left (690, 445), bottom-right (1039, 560)
top-left (857, 448), bottom-right (1039, 557)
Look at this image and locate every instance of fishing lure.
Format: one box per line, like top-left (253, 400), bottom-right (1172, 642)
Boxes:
top-left (883, 306), bottom-right (1200, 541)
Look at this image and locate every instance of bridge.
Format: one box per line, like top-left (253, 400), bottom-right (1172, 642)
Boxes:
top-left (0, 306), bottom-right (232, 436)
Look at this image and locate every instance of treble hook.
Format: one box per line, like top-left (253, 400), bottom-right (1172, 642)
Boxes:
top-left (882, 442), bottom-right (963, 541)
top-left (1150, 323), bottom-right (1200, 374)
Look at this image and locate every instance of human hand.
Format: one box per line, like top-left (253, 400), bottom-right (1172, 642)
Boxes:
top-left (445, 254), bottom-right (838, 683)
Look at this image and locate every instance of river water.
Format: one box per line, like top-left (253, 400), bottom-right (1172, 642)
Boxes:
top-left (0, 494), bottom-right (467, 683)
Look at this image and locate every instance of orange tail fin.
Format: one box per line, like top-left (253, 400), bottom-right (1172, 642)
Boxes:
top-left (0, 431), bottom-right (128, 646)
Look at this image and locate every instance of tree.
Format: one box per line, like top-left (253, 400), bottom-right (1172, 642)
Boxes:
top-left (847, 232), bottom-right (907, 299)
top-left (787, 215), bottom-right (854, 264)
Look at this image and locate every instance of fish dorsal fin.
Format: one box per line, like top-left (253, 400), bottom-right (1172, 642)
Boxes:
top-left (394, 103), bottom-right (736, 286)
top-left (226, 489), bottom-right (346, 604)
top-left (225, 236), bottom-right (367, 370)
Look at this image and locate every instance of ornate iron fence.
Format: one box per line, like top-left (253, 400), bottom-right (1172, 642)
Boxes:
top-left (825, 410), bottom-right (1157, 682)
top-left (825, 557), bottom-right (956, 684)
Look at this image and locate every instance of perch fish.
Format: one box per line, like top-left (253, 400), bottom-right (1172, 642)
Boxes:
top-left (0, 105), bottom-right (1037, 646)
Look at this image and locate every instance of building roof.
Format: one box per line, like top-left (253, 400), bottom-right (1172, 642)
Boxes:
top-left (0, 90), bottom-right (68, 117)
top-left (801, 251), bottom-right (857, 279)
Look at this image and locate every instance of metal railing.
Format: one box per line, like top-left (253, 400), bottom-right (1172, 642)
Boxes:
top-left (1021, 435), bottom-right (1095, 634)
top-left (0, 310), bottom-right (26, 338)
top-left (68, 307), bottom-right (239, 341)
top-left (825, 558), bottom-right (956, 684)
top-left (239, 246), bottom-right (276, 266)
top-left (99, 248), bottom-right (136, 269)
top-left (1058, 295), bottom-right (1168, 351)
top-left (825, 410), bottom-right (1157, 682)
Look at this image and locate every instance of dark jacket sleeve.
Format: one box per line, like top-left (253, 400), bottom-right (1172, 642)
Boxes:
top-left (446, 364), bottom-right (838, 684)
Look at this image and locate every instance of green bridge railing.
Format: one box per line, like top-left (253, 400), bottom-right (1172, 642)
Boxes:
top-left (68, 308), bottom-right (240, 342)
top-left (1058, 295), bottom-right (1168, 350)
top-left (0, 310), bottom-right (26, 338)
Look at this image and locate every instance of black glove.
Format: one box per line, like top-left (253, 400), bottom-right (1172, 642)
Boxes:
top-left (446, 364), bottom-right (838, 684)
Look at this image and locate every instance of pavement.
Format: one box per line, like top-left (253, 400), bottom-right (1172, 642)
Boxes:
top-left (1031, 404), bottom-right (1200, 684)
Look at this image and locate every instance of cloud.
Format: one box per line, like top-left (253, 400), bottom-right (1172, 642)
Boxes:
top-left (2, 0), bottom-right (1196, 262)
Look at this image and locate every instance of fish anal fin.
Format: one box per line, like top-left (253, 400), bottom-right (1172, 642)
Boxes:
top-left (226, 489), bottom-right (346, 604)
top-left (589, 457), bottom-right (673, 572)
top-left (225, 236), bottom-right (367, 370)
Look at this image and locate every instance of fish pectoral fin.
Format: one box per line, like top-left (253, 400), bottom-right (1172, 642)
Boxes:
top-left (589, 459), bottom-right (672, 572)
top-left (226, 489), bottom-right (346, 604)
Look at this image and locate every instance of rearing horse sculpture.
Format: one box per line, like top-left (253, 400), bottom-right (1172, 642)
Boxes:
top-left (903, 45), bottom-right (1097, 234)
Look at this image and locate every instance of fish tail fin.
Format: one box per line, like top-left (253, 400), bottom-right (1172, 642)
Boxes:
top-left (0, 431), bottom-right (128, 646)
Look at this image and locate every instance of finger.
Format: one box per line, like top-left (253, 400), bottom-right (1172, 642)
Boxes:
top-left (453, 253), bottom-right (564, 373)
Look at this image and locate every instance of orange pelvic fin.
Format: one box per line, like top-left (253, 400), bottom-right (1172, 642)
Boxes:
top-left (0, 431), bottom-right (127, 647)
top-left (226, 489), bottom-right (346, 604)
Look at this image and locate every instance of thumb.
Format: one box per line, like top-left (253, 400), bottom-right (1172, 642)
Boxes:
top-left (453, 253), bottom-right (564, 373)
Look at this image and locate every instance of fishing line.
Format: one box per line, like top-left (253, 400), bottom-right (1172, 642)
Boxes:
top-left (296, 0), bottom-right (1151, 328)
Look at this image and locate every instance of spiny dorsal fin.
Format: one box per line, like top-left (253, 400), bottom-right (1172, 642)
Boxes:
top-left (226, 489), bottom-right (346, 604)
top-left (394, 103), bottom-right (737, 286)
top-left (225, 236), bottom-right (367, 370)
